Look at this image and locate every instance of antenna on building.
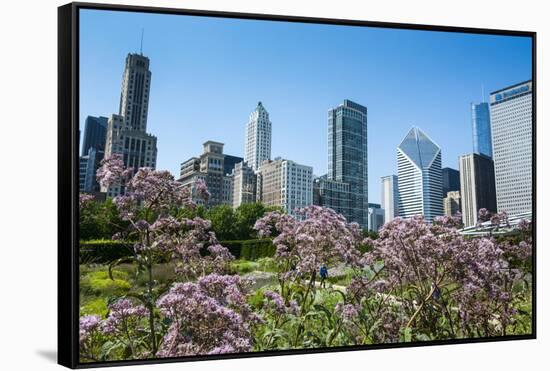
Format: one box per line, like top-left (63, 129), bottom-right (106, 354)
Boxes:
top-left (140, 28), bottom-right (144, 55)
top-left (481, 84), bottom-right (485, 102)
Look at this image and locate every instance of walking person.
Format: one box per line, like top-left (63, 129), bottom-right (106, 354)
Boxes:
top-left (320, 264), bottom-right (328, 288)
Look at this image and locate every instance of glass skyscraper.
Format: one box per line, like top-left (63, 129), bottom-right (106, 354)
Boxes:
top-left (81, 116), bottom-right (108, 157)
top-left (397, 127), bottom-right (443, 222)
top-left (327, 99), bottom-right (368, 227)
top-left (471, 102), bottom-right (492, 158)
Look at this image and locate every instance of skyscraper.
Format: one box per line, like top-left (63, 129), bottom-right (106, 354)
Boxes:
top-left (367, 203), bottom-right (385, 232)
top-left (471, 102), bottom-right (492, 158)
top-left (244, 102), bottom-right (272, 171)
top-left (119, 53), bottom-right (152, 132)
top-left (80, 116), bottom-right (108, 193)
top-left (102, 53), bottom-right (158, 197)
top-left (327, 100), bottom-right (368, 227)
top-left (256, 158), bottom-right (313, 217)
top-left (397, 127), bottom-right (443, 222)
top-left (313, 175), bottom-right (351, 217)
top-left (79, 148), bottom-right (103, 193)
top-left (489, 81), bottom-right (532, 216)
top-left (381, 175), bottom-right (399, 222)
top-left (459, 153), bottom-right (497, 226)
top-left (81, 116), bottom-right (108, 156)
top-left (442, 167), bottom-right (460, 197)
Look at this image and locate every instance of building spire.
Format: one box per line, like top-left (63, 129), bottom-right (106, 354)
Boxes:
top-left (140, 28), bottom-right (144, 55)
top-left (481, 84), bottom-right (485, 102)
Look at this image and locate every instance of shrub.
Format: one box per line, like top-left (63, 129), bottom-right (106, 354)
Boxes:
top-left (220, 239), bottom-right (275, 261)
top-left (79, 240), bottom-right (134, 264)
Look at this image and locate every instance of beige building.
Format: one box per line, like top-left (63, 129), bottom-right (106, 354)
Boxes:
top-left (256, 158), bottom-right (313, 216)
top-left (443, 191), bottom-right (461, 217)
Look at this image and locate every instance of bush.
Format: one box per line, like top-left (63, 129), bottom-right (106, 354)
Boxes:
top-left (79, 240), bottom-right (134, 264)
top-left (230, 260), bottom-right (259, 274)
top-left (220, 238), bottom-right (275, 261)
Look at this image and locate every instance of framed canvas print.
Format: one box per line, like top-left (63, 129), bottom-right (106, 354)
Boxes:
top-left (58, 2), bottom-right (536, 368)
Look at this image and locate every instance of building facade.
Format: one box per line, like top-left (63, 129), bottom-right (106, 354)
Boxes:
top-left (231, 162), bottom-right (257, 208)
top-left (313, 175), bottom-right (351, 218)
top-left (442, 167), bottom-right (460, 198)
top-left (81, 116), bottom-right (108, 157)
top-left (367, 203), bottom-right (385, 232)
top-left (443, 190), bottom-right (461, 217)
top-left (489, 80), bottom-right (533, 216)
top-left (327, 100), bottom-right (368, 227)
top-left (471, 102), bottom-right (492, 158)
top-left (79, 147), bottom-right (103, 193)
top-left (459, 153), bottom-right (497, 227)
top-left (397, 127), bottom-right (443, 222)
top-left (102, 53), bottom-right (158, 197)
top-left (256, 158), bottom-right (313, 216)
top-left (380, 175), bottom-right (399, 222)
top-left (119, 53), bottom-right (152, 132)
top-left (244, 102), bottom-right (272, 171)
top-left (178, 141), bottom-right (243, 207)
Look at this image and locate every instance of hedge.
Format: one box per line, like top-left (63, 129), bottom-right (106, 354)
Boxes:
top-left (80, 238), bottom-right (276, 264)
top-left (79, 240), bottom-right (134, 264)
top-left (220, 239), bottom-right (276, 260)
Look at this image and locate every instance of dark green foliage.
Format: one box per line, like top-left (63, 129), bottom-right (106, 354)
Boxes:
top-left (205, 204), bottom-right (238, 240)
top-left (79, 240), bottom-right (134, 264)
top-left (80, 198), bottom-right (129, 240)
top-left (233, 203), bottom-right (283, 240)
top-left (220, 238), bottom-right (276, 260)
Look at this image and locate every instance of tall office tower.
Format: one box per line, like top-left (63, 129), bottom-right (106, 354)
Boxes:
top-left (102, 53), bottom-right (158, 197)
top-left (119, 53), bottom-right (152, 132)
top-left (79, 148), bottom-right (103, 193)
top-left (380, 175), bottom-right (399, 222)
top-left (244, 102), bottom-right (272, 171)
top-left (256, 158), bottom-right (313, 217)
top-left (232, 162), bottom-right (257, 208)
top-left (443, 191), bottom-right (461, 217)
top-left (442, 167), bottom-right (460, 197)
top-left (471, 102), bottom-right (492, 158)
top-left (490, 81), bottom-right (533, 216)
top-left (367, 203), bottom-right (385, 232)
top-left (459, 153), bottom-right (497, 227)
top-left (80, 116), bottom-right (107, 193)
top-left (327, 100), bottom-right (368, 227)
top-left (313, 175), bottom-right (351, 217)
top-left (81, 116), bottom-right (108, 156)
top-left (178, 141), bottom-right (243, 207)
top-left (397, 127), bottom-right (443, 222)
top-left (103, 114), bottom-right (158, 197)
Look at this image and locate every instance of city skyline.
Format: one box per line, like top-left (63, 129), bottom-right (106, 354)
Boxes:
top-left (79, 9), bottom-right (532, 203)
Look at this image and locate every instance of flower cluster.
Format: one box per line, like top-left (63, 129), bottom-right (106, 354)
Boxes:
top-left (263, 290), bottom-right (299, 316)
top-left (101, 299), bottom-right (149, 335)
top-left (254, 206), bottom-right (363, 277)
top-left (96, 154), bottom-right (133, 189)
top-left (156, 274), bottom-right (257, 357)
top-left (79, 194), bottom-right (95, 209)
top-left (79, 315), bottom-right (101, 345)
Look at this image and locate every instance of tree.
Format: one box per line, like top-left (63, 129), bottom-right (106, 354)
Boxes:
top-left (206, 204), bottom-right (237, 240)
top-left (234, 203), bottom-right (282, 240)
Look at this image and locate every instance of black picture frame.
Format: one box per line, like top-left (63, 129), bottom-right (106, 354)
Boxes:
top-left (58, 2), bottom-right (537, 369)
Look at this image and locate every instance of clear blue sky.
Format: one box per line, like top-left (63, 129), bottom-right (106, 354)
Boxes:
top-left (79, 9), bottom-right (532, 203)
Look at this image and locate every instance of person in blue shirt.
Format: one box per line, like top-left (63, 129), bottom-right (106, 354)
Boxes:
top-left (319, 264), bottom-right (328, 288)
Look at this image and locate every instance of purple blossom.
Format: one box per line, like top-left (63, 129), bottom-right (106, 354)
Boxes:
top-left (156, 274), bottom-right (255, 357)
